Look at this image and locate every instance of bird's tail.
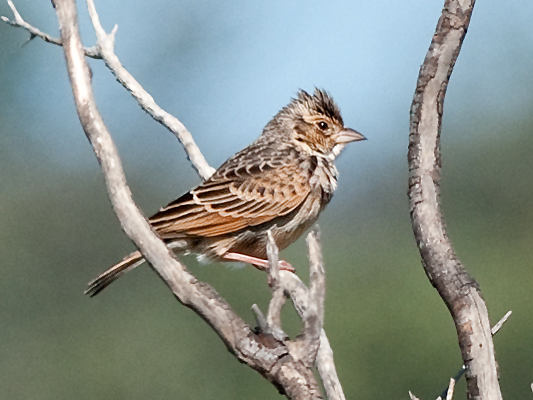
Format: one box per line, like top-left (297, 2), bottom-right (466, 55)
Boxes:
top-left (85, 251), bottom-right (145, 297)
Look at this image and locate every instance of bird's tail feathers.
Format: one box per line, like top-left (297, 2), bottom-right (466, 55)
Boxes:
top-left (85, 251), bottom-right (145, 297)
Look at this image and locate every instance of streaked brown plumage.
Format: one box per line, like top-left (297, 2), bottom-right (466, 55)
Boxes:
top-left (86, 89), bottom-right (365, 296)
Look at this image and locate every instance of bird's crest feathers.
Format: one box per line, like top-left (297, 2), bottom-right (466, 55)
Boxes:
top-left (280, 88), bottom-right (343, 125)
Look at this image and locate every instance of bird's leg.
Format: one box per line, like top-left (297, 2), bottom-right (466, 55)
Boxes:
top-left (223, 252), bottom-right (295, 273)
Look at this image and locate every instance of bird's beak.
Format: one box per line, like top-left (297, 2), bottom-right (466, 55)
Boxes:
top-left (333, 127), bottom-right (366, 144)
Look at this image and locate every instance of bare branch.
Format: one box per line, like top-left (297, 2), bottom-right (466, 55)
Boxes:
top-left (264, 231), bottom-right (343, 399)
top-left (315, 331), bottom-right (345, 400)
top-left (438, 366), bottom-right (466, 400)
top-left (409, 391), bottom-right (420, 400)
top-left (85, 0), bottom-right (215, 180)
top-left (491, 310), bottom-right (512, 335)
top-left (407, 1), bottom-right (502, 399)
top-left (267, 230), bottom-right (280, 286)
top-left (410, 377), bottom-right (455, 400)
top-left (279, 251), bottom-right (345, 400)
top-left (251, 303), bottom-right (268, 332)
top-left (2, 0), bottom-right (215, 180)
top-left (295, 229), bottom-right (325, 366)
top-left (445, 378), bottom-right (456, 400)
top-left (1, 0), bottom-right (101, 58)
top-left (247, 233), bottom-right (290, 343)
top-left (265, 231), bottom-right (289, 341)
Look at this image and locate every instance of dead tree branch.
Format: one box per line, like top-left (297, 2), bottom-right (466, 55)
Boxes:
top-left (279, 267), bottom-right (345, 400)
top-left (2, 0), bottom-right (214, 180)
top-left (264, 231), bottom-right (289, 341)
top-left (1, 0), bottom-right (101, 57)
top-left (84, 0), bottom-right (215, 180)
top-left (407, 1), bottom-right (502, 399)
top-left (261, 230), bottom-right (343, 399)
top-left (294, 230), bottom-right (325, 365)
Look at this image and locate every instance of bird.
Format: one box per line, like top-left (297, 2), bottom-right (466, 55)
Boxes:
top-left (86, 88), bottom-right (365, 296)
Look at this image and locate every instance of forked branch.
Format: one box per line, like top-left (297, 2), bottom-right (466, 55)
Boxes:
top-left (1, 0), bottom-right (100, 57)
top-left (2, 0), bottom-right (214, 180)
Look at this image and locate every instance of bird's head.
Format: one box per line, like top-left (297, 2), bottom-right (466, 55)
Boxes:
top-left (269, 88), bottom-right (366, 159)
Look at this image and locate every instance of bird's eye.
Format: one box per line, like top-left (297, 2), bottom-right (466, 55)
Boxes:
top-left (317, 121), bottom-right (328, 130)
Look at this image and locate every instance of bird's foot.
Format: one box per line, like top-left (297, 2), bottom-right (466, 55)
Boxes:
top-left (276, 260), bottom-right (295, 272)
top-left (223, 252), bottom-right (295, 273)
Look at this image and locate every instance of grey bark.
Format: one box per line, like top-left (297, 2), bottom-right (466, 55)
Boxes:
top-left (408, 1), bottom-right (503, 399)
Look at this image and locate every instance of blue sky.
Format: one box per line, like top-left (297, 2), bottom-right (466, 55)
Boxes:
top-left (1, 0), bottom-right (532, 186)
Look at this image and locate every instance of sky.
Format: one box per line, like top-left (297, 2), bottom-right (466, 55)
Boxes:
top-left (1, 0), bottom-right (532, 181)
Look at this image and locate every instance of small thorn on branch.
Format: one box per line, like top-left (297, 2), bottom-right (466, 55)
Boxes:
top-left (21, 33), bottom-right (36, 47)
top-left (2, 0), bottom-right (102, 58)
top-left (251, 304), bottom-right (268, 333)
top-left (491, 310), bottom-right (512, 336)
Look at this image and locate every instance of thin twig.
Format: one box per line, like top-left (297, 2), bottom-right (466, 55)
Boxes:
top-left (85, 0), bottom-right (215, 180)
top-left (491, 310), bottom-right (512, 335)
top-left (266, 231), bottom-right (288, 340)
top-left (251, 304), bottom-right (268, 332)
top-left (2, 0), bottom-right (214, 180)
top-left (409, 391), bottom-right (420, 400)
top-left (279, 241), bottom-right (346, 400)
top-left (445, 378), bottom-right (456, 400)
top-left (1, 0), bottom-right (101, 58)
top-left (267, 230), bottom-right (280, 286)
top-left (410, 377), bottom-right (454, 400)
top-left (441, 366), bottom-right (466, 399)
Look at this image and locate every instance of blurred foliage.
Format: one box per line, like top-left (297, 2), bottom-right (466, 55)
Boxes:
top-left (1, 106), bottom-right (532, 400)
top-left (1, 1), bottom-right (532, 400)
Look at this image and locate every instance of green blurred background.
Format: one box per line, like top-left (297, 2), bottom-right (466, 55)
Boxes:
top-left (1, 1), bottom-right (532, 399)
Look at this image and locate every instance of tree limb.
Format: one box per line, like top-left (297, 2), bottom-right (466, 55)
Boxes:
top-left (265, 230), bottom-right (346, 400)
top-left (294, 229), bottom-right (325, 366)
top-left (1, 0), bottom-right (100, 58)
top-left (407, 1), bottom-right (502, 399)
top-left (265, 230), bottom-right (290, 341)
top-left (84, 0), bottom-right (215, 181)
top-left (2, 0), bottom-right (215, 180)
top-left (279, 268), bottom-right (345, 400)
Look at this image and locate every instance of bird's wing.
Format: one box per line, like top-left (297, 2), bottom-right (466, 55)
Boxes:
top-left (149, 151), bottom-right (313, 238)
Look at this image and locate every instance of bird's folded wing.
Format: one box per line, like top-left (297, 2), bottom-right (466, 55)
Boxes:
top-left (149, 160), bottom-right (311, 237)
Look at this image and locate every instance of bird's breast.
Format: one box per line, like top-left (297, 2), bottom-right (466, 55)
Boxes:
top-left (308, 157), bottom-right (338, 198)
